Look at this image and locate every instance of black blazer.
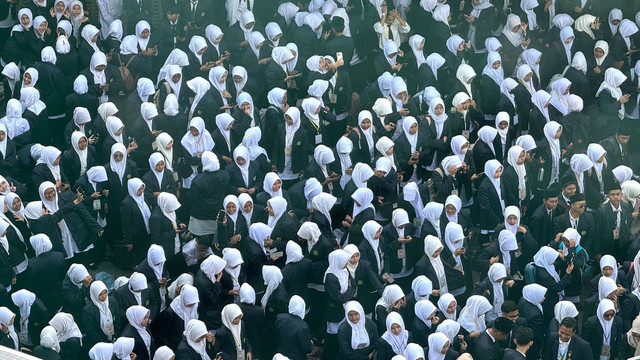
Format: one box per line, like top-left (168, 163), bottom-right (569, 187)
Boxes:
top-left (216, 322), bottom-right (252, 359)
top-left (337, 317), bottom-right (378, 359)
top-left (553, 211), bottom-right (596, 254)
top-left (275, 313), bottom-right (313, 359)
top-left (583, 314), bottom-right (624, 360)
top-left (194, 269), bottom-right (222, 330)
top-left (60, 146), bottom-right (98, 186)
top-left (120, 195), bottom-right (151, 263)
top-left (121, 323), bottom-right (156, 360)
top-left (79, 298), bottom-right (121, 349)
top-left (227, 161), bottom-right (263, 196)
top-left (477, 176), bottom-right (505, 230)
top-left (148, 207), bottom-right (179, 262)
top-left (272, 124), bottom-right (311, 175)
top-left (141, 168), bottom-right (178, 207)
top-left (542, 334), bottom-right (593, 360)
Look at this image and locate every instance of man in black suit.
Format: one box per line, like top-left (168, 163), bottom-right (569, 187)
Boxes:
top-left (473, 317), bottom-right (514, 360)
top-left (504, 326), bottom-right (534, 360)
top-left (155, 5), bottom-right (188, 60)
top-left (600, 120), bottom-right (633, 172)
top-left (527, 186), bottom-right (560, 247)
top-left (597, 182), bottom-right (634, 260)
top-left (179, 0), bottom-right (216, 37)
top-left (496, 301), bottom-right (528, 351)
top-left (543, 317), bottom-right (594, 360)
top-left (553, 193), bottom-right (596, 255)
top-left (556, 179), bottom-right (577, 216)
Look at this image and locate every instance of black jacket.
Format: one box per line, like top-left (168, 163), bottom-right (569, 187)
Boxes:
top-left (79, 298), bottom-right (121, 349)
top-left (583, 314), bottom-right (624, 360)
top-left (275, 313), bottom-right (312, 359)
top-left (148, 207), bottom-right (179, 262)
top-left (542, 333), bottom-right (593, 360)
top-left (337, 317), bottom-right (378, 360)
top-left (477, 175), bottom-right (506, 230)
top-left (141, 168), bottom-right (178, 207)
top-left (194, 269), bottom-right (222, 329)
top-left (188, 168), bottom-right (230, 219)
top-left (121, 323), bottom-right (156, 360)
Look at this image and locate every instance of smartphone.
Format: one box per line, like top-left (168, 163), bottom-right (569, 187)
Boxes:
top-left (336, 52), bottom-right (343, 63)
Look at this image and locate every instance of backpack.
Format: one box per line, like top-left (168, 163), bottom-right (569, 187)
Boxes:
top-left (524, 262), bottom-right (536, 284)
top-left (425, 167), bottom-right (443, 201)
top-left (118, 54), bottom-right (137, 91)
top-left (154, 81), bottom-right (172, 107)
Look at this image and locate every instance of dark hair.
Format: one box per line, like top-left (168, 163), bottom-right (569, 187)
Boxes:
top-left (332, 17), bottom-right (345, 32)
top-left (560, 317), bottom-right (577, 331)
top-left (196, 234), bottom-right (213, 247)
top-left (514, 327), bottom-right (533, 346)
top-left (166, 5), bottom-right (180, 14)
top-left (501, 301), bottom-right (518, 313)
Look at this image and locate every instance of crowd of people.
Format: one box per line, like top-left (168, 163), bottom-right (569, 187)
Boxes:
top-left (1, 0), bottom-right (640, 359)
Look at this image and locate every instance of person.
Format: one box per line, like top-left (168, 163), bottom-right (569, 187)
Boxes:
top-left (10, 289), bottom-right (48, 348)
top-left (543, 317), bottom-right (593, 360)
top-left (583, 299), bottom-right (624, 360)
top-left (120, 178), bottom-right (152, 265)
top-left (216, 303), bottom-right (252, 360)
top-left (48, 312), bottom-right (83, 359)
top-left (24, 234), bottom-right (66, 314)
top-left (518, 284), bottom-right (547, 359)
top-left (80, 280), bottom-right (120, 349)
top-left (472, 317), bottom-right (513, 360)
top-left (175, 319), bottom-right (216, 360)
top-left (375, 311), bottom-right (412, 360)
top-left (533, 246), bottom-right (573, 320)
top-left (152, 284), bottom-right (199, 350)
top-left (194, 254), bottom-right (225, 330)
top-left (504, 326), bottom-right (534, 360)
top-left (528, 187), bottom-right (560, 247)
top-left (337, 301), bottom-right (378, 360)
top-left (32, 325), bottom-right (62, 359)
top-left (121, 305), bottom-right (155, 360)
top-left (61, 263), bottom-right (92, 320)
top-left (275, 295), bottom-right (312, 359)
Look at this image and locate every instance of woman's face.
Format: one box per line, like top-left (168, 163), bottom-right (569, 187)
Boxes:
top-left (115, 126), bottom-right (124, 136)
top-left (219, 72), bottom-right (227, 84)
top-left (517, 151), bottom-right (525, 165)
top-left (189, 126), bottom-right (200, 137)
top-left (0, 182), bottom-right (7, 193)
top-left (445, 204), bottom-right (457, 216)
top-left (78, 137), bottom-right (88, 150)
top-left (524, 72), bottom-right (532, 82)
top-left (597, 154), bottom-right (605, 163)
top-left (23, 73), bottom-right (31, 86)
top-left (140, 312), bottom-right (150, 327)
top-left (272, 179), bottom-right (282, 193)
top-left (314, 106), bottom-right (321, 115)
top-left (511, 25), bottom-right (520, 33)
top-left (0, 131), bottom-right (5, 142)
top-left (447, 301), bottom-right (456, 314)
top-left (564, 36), bottom-right (574, 44)
top-left (236, 156), bottom-right (246, 166)
top-left (226, 121), bottom-right (233, 130)
top-left (21, 14), bottom-right (30, 26)
top-left (91, 33), bottom-right (99, 43)
top-left (243, 201), bottom-right (253, 213)
top-left (53, 156), bottom-right (61, 166)
top-left (432, 247), bottom-right (442, 258)
top-left (493, 166), bottom-right (503, 178)
top-left (386, 146), bottom-right (394, 156)
top-left (44, 187), bottom-right (56, 201)
top-left (266, 204), bottom-right (274, 216)
top-left (387, 51), bottom-right (398, 59)
top-left (350, 252), bottom-right (360, 265)
top-left (563, 86), bottom-right (570, 95)
top-left (492, 60), bottom-right (501, 70)
top-left (11, 198), bottom-right (21, 212)
top-left (461, 143), bottom-right (469, 153)
top-left (214, 35), bottom-right (222, 44)
top-left (72, 4), bottom-right (82, 16)
top-left (409, 123), bottom-right (418, 135)
top-left (233, 75), bottom-right (243, 84)
top-left (595, 47), bottom-right (605, 59)
top-left (166, 141), bottom-right (173, 151)
top-left (244, 21), bottom-right (254, 30)
top-left (55, 1), bottom-right (65, 12)
top-left (141, 29), bottom-right (150, 39)
top-left (113, 151), bottom-right (124, 163)
top-left (137, 185), bottom-right (144, 196)
top-left (285, 115), bottom-right (293, 126)
top-left (318, 57), bottom-right (325, 71)
top-left (98, 289), bottom-right (108, 302)
top-left (498, 120), bottom-right (508, 130)
top-left (255, 41), bottom-right (264, 49)
top-left (507, 214), bottom-right (518, 226)
top-left (457, 42), bottom-right (464, 51)
top-left (155, 160), bottom-right (165, 172)
top-left (435, 104), bottom-right (444, 116)
top-left (555, 128), bottom-right (562, 139)
top-left (390, 323), bottom-right (402, 336)
top-left (348, 310), bottom-right (360, 324)
top-left (419, 40), bottom-right (425, 51)
top-left (360, 118), bottom-right (371, 130)
top-left (374, 228), bottom-right (382, 240)
top-left (241, 101), bottom-right (251, 113)
top-left (603, 309), bottom-right (615, 320)
top-left (172, 73), bottom-right (181, 83)
top-left (37, 21), bottom-right (47, 34)
top-left (232, 314), bottom-right (242, 325)
top-left (603, 266), bottom-right (613, 277)
top-left (197, 46), bottom-right (207, 55)
top-left (95, 64), bottom-right (106, 72)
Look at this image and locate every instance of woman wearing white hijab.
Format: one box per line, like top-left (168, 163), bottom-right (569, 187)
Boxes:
top-left (378, 311), bottom-right (411, 358)
top-left (0, 99), bottom-right (30, 145)
top-left (213, 113), bottom-right (235, 161)
top-left (179, 117), bottom-right (214, 189)
top-left (583, 298), bottom-right (621, 360)
top-left (420, 201), bottom-right (443, 239)
top-left (337, 301), bottom-right (377, 359)
top-left (529, 89), bottom-right (552, 139)
top-left (82, 280), bottom-right (115, 348)
top-left (533, 246), bottom-right (574, 317)
top-left (149, 192), bottom-right (182, 264)
top-left (478, 159), bottom-right (505, 236)
top-left (49, 312), bottom-right (83, 357)
top-left (457, 295), bottom-right (491, 337)
top-left (155, 284), bottom-right (199, 350)
top-left (548, 77), bottom-right (571, 119)
top-left (481, 52), bottom-right (504, 111)
top-left (503, 145), bottom-right (530, 207)
top-left (441, 222), bottom-right (467, 295)
top-left (121, 305), bottom-right (153, 359)
top-left (112, 336), bottom-right (136, 360)
top-left (596, 68), bottom-right (628, 123)
top-left (120, 178), bottom-right (151, 263)
top-left (215, 303), bottom-right (251, 359)
top-left (419, 235), bottom-right (448, 295)
top-left (33, 325), bottom-right (61, 358)
top-left (89, 342), bottom-right (114, 360)
top-left (0, 307), bottom-right (18, 351)
top-left (569, 153), bottom-right (593, 194)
